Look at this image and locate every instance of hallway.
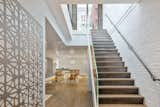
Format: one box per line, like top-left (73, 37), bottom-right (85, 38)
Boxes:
top-left (45, 76), bottom-right (92, 107)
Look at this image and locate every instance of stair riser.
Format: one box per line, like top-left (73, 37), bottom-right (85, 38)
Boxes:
top-left (93, 43), bottom-right (114, 46)
top-left (94, 47), bottom-right (116, 50)
top-left (98, 68), bottom-right (127, 72)
top-left (94, 46), bottom-right (116, 49)
top-left (94, 48), bottom-right (117, 50)
top-left (99, 98), bottom-right (143, 104)
top-left (92, 36), bottom-right (111, 38)
top-left (95, 50), bottom-right (118, 53)
top-left (93, 40), bottom-right (113, 42)
top-left (96, 55), bottom-right (120, 58)
top-left (93, 44), bottom-right (115, 46)
top-left (93, 42), bottom-right (114, 44)
top-left (95, 53), bottom-right (120, 56)
top-left (96, 58), bottom-right (122, 62)
top-left (92, 37), bottom-right (111, 39)
top-left (98, 73), bottom-right (130, 78)
top-left (92, 33), bottom-right (109, 35)
top-left (99, 88), bottom-right (139, 94)
top-left (97, 62), bottom-right (124, 66)
top-left (92, 38), bottom-right (112, 40)
top-left (99, 80), bottom-right (134, 86)
top-left (93, 39), bottom-right (113, 41)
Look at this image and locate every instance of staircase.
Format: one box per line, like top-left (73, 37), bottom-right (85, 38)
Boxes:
top-left (91, 30), bottom-right (146, 107)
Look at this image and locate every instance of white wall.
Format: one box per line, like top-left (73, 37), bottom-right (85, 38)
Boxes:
top-left (103, 1), bottom-right (160, 107)
top-left (46, 46), bottom-right (89, 75)
top-left (55, 46), bottom-right (89, 75)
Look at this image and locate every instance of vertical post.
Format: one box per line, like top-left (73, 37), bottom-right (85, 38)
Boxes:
top-left (98, 4), bottom-right (103, 29)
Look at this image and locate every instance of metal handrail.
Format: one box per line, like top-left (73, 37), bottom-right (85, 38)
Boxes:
top-left (105, 2), bottom-right (160, 81)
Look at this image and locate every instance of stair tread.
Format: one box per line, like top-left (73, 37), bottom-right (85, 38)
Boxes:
top-left (99, 104), bottom-right (146, 107)
top-left (99, 94), bottom-right (143, 98)
top-left (97, 61), bottom-right (123, 63)
top-left (98, 66), bottom-right (126, 68)
top-left (99, 78), bottom-right (134, 80)
top-left (98, 72), bottom-right (130, 74)
top-left (95, 52), bottom-right (119, 54)
top-left (96, 56), bottom-right (121, 58)
top-left (99, 86), bottom-right (138, 89)
top-left (93, 43), bottom-right (115, 45)
top-left (92, 39), bottom-right (113, 42)
top-left (95, 48), bottom-right (117, 50)
top-left (93, 39), bottom-right (112, 40)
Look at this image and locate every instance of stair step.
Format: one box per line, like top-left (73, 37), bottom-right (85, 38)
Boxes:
top-left (95, 49), bottom-right (118, 53)
top-left (98, 72), bottom-right (130, 78)
top-left (99, 94), bottom-right (144, 104)
top-left (93, 39), bottom-right (112, 41)
top-left (98, 66), bottom-right (127, 68)
top-left (94, 44), bottom-right (115, 46)
top-left (93, 39), bottom-right (113, 42)
top-left (94, 47), bottom-right (117, 50)
top-left (99, 86), bottom-right (138, 94)
top-left (98, 66), bottom-right (127, 72)
top-left (94, 46), bottom-right (116, 48)
top-left (95, 51), bottom-right (119, 54)
top-left (95, 52), bottom-right (120, 56)
top-left (93, 41), bottom-right (113, 43)
top-left (94, 48), bottom-right (117, 51)
top-left (95, 56), bottom-right (121, 58)
top-left (99, 104), bottom-right (146, 107)
top-left (99, 78), bottom-right (134, 86)
top-left (93, 43), bottom-right (115, 45)
top-left (92, 37), bottom-right (111, 39)
top-left (92, 34), bottom-right (110, 37)
top-left (93, 41), bottom-right (114, 44)
top-left (96, 56), bottom-right (122, 62)
top-left (92, 37), bottom-right (112, 39)
top-left (95, 54), bottom-right (120, 57)
top-left (97, 61), bottom-right (124, 66)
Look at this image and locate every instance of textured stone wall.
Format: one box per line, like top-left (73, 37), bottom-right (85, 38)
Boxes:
top-left (0, 0), bottom-right (43, 107)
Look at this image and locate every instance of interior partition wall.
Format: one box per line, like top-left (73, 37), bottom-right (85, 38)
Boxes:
top-left (0, 0), bottom-right (43, 107)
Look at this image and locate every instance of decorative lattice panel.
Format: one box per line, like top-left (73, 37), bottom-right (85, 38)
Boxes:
top-left (0, 0), bottom-right (43, 107)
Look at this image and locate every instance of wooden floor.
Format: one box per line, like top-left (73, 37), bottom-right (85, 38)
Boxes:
top-left (45, 76), bottom-right (92, 107)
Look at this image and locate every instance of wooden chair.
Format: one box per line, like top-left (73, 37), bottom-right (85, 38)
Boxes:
top-left (68, 69), bottom-right (80, 83)
top-left (55, 70), bottom-right (64, 82)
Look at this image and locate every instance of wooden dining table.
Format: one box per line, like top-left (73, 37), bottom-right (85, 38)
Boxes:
top-left (56, 68), bottom-right (80, 83)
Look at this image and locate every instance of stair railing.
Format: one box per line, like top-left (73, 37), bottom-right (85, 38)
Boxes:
top-left (87, 34), bottom-right (99, 107)
top-left (86, 10), bottom-right (99, 107)
top-left (104, 0), bottom-right (160, 81)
